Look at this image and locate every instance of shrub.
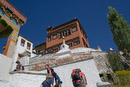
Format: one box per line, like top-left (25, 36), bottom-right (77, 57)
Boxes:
top-left (114, 70), bottom-right (130, 85)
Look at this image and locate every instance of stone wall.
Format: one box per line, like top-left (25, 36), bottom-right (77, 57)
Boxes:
top-left (91, 51), bottom-right (113, 74)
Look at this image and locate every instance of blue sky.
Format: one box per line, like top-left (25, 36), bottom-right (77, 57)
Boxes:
top-left (0, 0), bottom-right (130, 53)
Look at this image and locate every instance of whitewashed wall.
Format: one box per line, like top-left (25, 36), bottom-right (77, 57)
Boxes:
top-left (12, 36), bottom-right (33, 71)
top-left (0, 81), bottom-right (9, 87)
top-left (0, 54), bottom-right (12, 87)
top-left (41, 58), bottom-right (101, 87)
top-left (0, 54), bottom-right (12, 81)
top-left (8, 73), bottom-right (46, 87)
top-left (0, 55), bottom-right (101, 87)
top-left (19, 56), bottom-right (29, 65)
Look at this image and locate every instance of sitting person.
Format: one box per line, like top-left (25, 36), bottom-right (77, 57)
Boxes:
top-left (14, 61), bottom-right (24, 71)
top-left (40, 76), bottom-right (54, 87)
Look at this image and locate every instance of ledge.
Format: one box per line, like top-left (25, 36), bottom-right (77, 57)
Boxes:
top-left (9, 71), bottom-right (47, 75)
top-left (38, 57), bottom-right (93, 71)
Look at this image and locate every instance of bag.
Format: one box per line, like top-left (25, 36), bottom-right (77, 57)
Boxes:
top-left (71, 69), bottom-right (81, 81)
top-left (22, 66), bottom-right (24, 70)
top-left (72, 69), bottom-right (82, 86)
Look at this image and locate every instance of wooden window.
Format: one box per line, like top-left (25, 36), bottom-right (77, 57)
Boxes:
top-left (48, 36), bottom-right (51, 42)
top-left (53, 46), bottom-right (58, 52)
top-left (62, 32), bottom-right (64, 37)
top-left (64, 30), bottom-right (67, 36)
top-left (21, 39), bottom-right (25, 47)
top-left (67, 29), bottom-right (71, 36)
top-left (59, 32), bottom-right (62, 38)
top-left (47, 30), bottom-right (51, 34)
top-left (47, 48), bottom-right (52, 53)
top-left (53, 34), bottom-right (57, 40)
top-left (59, 31), bottom-right (64, 38)
top-left (72, 27), bottom-right (77, 33)
top-left (66, 41), bottom-right (72, 47)
top-left (73, 38), bottom-right (80, 46)
top-left (59, 28), bottom-right (71, 39)
top-left (27, 42), bottom-right (31, 50)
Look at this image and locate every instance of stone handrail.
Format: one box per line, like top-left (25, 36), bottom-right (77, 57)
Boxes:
top-left (9, 71), bottom-right (47, 75)
top-left (24, 53), bottom-right (92, 71)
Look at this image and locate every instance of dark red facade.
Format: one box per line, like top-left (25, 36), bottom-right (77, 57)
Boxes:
top-left (46, 19), bottom-right (89, 53)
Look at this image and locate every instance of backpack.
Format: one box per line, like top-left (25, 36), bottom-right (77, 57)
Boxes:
top-left (71, 69), bottom-right (82, 86)
top-left (71, 69), bottom-right (82, 81)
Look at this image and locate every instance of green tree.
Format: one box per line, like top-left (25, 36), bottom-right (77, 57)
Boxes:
top-left (107, 6), bottom-right (130, 53)
top-left (108, 51), bottom-right (124, 72)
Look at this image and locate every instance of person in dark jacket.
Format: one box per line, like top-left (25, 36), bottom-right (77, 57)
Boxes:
top-left (45, 64), bottom-right (62, 87)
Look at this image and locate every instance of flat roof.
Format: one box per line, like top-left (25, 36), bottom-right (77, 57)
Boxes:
top-left (18, 34), bottom-right (33, 43)
top-left (33, 42), bottom-right (46, 49)
top-left (47, 18), bottom-right (79, 31)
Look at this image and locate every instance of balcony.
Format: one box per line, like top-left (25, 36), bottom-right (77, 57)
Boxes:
top-left (0, 16), bottom-right (13, 39)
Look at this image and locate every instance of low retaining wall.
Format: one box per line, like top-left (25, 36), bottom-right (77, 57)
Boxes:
top-left (8, 71), bottom-right (46, 87)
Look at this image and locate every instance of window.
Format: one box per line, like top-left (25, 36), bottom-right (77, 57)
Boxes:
top-left (59, 29), bottom-right (71, 38)
top-left (48, 36), bottom-right (51, 42)
top-left (73, 38), bottom-right (80, 46)
top-left (62, 32), bottom-right (64, 37)
top-left (66, 41), bottom-right (72, 47)
top-left (53, 46), bottom-right (58, 52)
top-left (53, 34), bottom-right (57, 40)
top-left (47, 48), bottom-right (52, 53)
top-left (64, 30), bottom-right (67, 36)
top-left (21, 39), bottom-right (25, 47)
top-left (27, 42), bottom-right (31, 50)
top-left (67, 29), bottom-right (71, 36)
top-left (72, 27), bottom-right (77, 33)
top-left (59, 31), bottom-right (64, 38)
top-left (60, 32), bottom-right (62, 38)
top-left (47, 30), bottom-right (51, 34)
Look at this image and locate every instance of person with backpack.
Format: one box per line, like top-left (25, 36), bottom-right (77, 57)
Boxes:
top-left (71, 69), bottom-right (87, 87)
top-left (40, 76), bottom-right (54, 87)
top-left (45, 64), bottom-right (62, 87)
